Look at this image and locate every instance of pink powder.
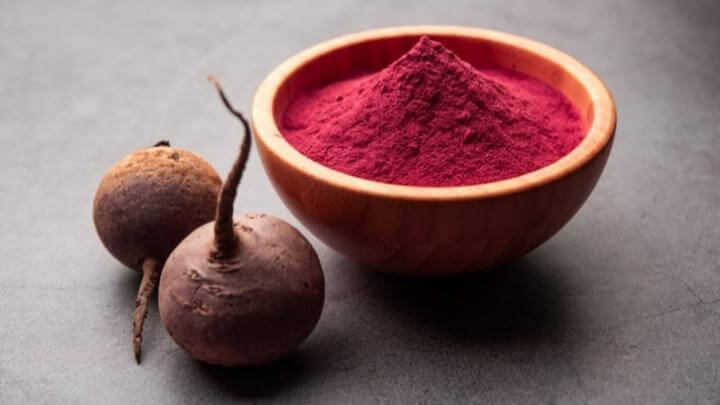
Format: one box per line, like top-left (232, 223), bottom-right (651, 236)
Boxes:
top-left (281, 36), bottom-right (584, 186)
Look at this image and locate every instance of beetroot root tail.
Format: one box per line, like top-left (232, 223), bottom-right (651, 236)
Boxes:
top-left (133, 257), bottom-right (161, 364)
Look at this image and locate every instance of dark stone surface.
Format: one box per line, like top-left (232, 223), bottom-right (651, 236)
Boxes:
top-left (1, 0), bottom-right (718, 403)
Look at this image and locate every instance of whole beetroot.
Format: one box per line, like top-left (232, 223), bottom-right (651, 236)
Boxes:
top-left (94, 141), bottom-right (222, 362)
top-left (158, 78), bottom-right (324, 367)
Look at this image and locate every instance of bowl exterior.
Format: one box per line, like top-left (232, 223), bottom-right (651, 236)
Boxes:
top-left (254, 131), bottom-right (613, 276)
top-left (252, 26), bottom-right (616, 276)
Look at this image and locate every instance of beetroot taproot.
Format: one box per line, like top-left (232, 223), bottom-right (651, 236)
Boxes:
top-left (158, 77), bottom-right (324, 367)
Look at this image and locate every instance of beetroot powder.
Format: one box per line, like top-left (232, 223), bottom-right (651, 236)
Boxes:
top-left (281, 36), bottom-right (584, 186)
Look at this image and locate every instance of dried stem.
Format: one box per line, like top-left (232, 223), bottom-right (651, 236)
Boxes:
top-left (209, 75), bottom-right (252, 259)
top-left (153, 140), bottom-right (170, 147)
top-left (133, 257), bottom-right (161, 364)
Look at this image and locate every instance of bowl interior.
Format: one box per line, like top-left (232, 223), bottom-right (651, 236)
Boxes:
top-left (272, 33), bottom-right (594, 140)
top-left (254, 27), bottom-right (615, 201)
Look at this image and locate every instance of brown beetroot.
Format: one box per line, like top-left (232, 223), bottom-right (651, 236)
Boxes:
top-left (158, 77), bottom-right (324, 367)
top-left (93, 141), bottom-right (222, 363)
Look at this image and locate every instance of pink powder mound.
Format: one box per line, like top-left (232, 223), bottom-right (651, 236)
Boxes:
top-left (281, 36), bottom-right (585, 186)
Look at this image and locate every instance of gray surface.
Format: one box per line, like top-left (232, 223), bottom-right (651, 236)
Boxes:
top-left (1, 0), bottom-right (719, 403)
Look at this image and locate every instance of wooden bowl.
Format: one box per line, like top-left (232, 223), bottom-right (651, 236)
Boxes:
top-left (252, 26), bottom-right (616, 276)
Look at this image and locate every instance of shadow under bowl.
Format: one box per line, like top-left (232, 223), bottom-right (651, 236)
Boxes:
top-left (251, 25), bottom-right (616, 276)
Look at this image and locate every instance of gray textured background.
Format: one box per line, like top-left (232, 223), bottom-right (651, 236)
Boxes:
top-left (1, 0), bottom-right (719, 403)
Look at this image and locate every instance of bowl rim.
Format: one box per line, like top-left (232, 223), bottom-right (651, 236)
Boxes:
top-left (252, 25), bottom-right (617, 202)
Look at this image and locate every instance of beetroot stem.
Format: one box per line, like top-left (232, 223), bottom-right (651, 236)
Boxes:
top-left (209, 75), bottom-right (252, 259)
top-left (133, 257), bottom-right (161, 364)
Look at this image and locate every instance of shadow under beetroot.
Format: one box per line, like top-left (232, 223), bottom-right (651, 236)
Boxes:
top-left (191, 330), bottom-right (341, 398)
top-left (195, 354), bottom-right (305, 398)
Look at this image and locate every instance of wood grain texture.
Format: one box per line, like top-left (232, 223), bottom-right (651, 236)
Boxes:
top-left (252, 26), bottom-right (616, 276)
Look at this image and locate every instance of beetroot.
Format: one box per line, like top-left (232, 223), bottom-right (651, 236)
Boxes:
top-left (94, 141), bottom-right (222, 363)
top-left (158, 78), bottom-right (325, 367)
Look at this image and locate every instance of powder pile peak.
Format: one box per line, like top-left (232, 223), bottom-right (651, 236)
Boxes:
top-left (282, 36), bottom-right (584, 186)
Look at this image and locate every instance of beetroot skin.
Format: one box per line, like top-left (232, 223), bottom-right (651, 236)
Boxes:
top-left (159, 214), bottom-right (324, 366)
top-left (158, 77), bottom-right (325, 367)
